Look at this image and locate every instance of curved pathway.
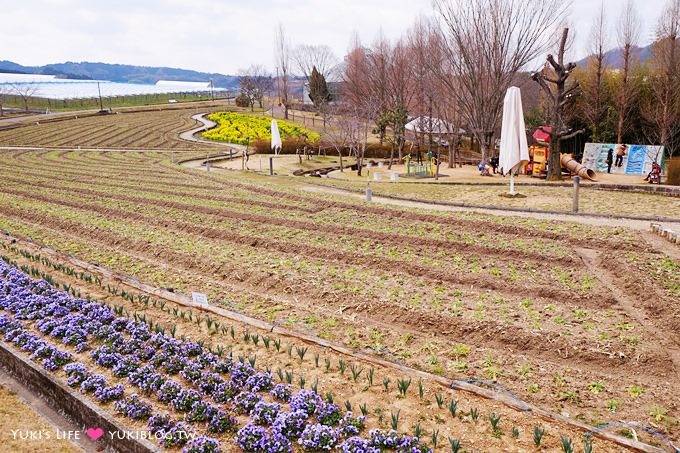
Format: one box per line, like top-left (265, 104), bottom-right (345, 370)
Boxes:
top-left (179, 113), bottom-right (246, 152)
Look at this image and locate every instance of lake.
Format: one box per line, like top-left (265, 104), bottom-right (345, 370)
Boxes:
top-left (0, 73), bottom-right (224, 100)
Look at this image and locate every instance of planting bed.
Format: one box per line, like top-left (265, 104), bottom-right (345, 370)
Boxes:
top-left (0, 108), bottom-right (228, 150)
top-left (0, 149), bottom-right (678, 451)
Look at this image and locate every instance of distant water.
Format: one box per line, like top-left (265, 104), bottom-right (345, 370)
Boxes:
top-left (0, 73), bottom-right (219, 100)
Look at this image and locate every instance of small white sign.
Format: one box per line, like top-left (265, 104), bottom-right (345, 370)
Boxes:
top-left (192, 292), bottom-right (209, 306)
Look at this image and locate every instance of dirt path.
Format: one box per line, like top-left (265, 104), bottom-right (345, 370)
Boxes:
top-left (575, 247), bottom-right (680, 371)
top-left (0, 369), bottom-right (88, 452)
top-left (301, 184), bottom-right (680, 235)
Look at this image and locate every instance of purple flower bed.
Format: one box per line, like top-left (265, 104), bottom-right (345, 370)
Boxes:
top-left (0, 260), bottom-right (433, 453)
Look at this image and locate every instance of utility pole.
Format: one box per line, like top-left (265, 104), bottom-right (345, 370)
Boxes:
top-left (210, 78), bottom-right (214, 102)
top-left (97, 81), bottom-right (104, 111)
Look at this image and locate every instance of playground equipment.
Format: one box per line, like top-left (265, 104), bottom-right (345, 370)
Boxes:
top-left (405, 152), bottom-right (437, 177)
top-left (561, 154), bottom-right (597, 181)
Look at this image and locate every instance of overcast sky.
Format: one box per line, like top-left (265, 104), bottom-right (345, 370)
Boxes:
top-left (1, 0), bottom-right (668, 77)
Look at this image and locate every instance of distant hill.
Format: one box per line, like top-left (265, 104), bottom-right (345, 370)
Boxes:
top-left (0, 60), bottom-right (238, 88)
top-left (575, 43), bottom-right (653, 68)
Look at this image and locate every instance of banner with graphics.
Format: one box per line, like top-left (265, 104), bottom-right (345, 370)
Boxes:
top-left (582, 143), bottom-right (665, 176)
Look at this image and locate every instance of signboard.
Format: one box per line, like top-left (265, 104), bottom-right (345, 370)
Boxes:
top-left (191, 292), bottom-right (209, 306)
top-left (582, 143), bottom-right (665, 175)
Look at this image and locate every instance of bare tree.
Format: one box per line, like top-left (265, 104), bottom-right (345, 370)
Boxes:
top-left (615, 0), bottom-right (641, 144)
top-left (580, 2), bottom-right (610, 141)
top-left (322, 105), bottom-right (358, 172)
top-left (275, 24), bottom-right (291, 119)
top-left (237, 65), bottom-right (274, 110)
top-left (533, 28), bottom-right (584, 180)
top-left (643, 0), bottom-right (680, 155)
top-left (11, 83), bottom-right (40, 112)
top-left (0, 85), bottom-right (8, 116)
top-left (434, 0), bottom-right (568, 161)
top-left (342, 33), bottom-right (381, 176)
top-left (293, 44), bottom-right (339, 81)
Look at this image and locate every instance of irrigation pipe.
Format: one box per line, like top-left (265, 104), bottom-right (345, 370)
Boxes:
top-left (1, 233), bottom-right (671, 453)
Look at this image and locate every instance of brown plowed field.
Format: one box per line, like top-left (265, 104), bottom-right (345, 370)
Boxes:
top-left (0, 145), bottom-right (678, 450)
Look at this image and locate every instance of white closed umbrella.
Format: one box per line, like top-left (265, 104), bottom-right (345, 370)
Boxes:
top-left (271, 119), bottom-right (282, 155)
top-left (499, 86), bottom-right (529, 195)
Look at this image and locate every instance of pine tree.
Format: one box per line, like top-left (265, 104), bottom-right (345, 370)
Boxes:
top-left (309, 66), bottom-right (331, 108)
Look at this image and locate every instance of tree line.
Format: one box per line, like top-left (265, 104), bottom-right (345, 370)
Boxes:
top-left (235, 0), bottom-right (680, 179)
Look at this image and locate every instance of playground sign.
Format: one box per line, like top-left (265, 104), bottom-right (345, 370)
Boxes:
top-left (582, 143), bottom-right (664, 176)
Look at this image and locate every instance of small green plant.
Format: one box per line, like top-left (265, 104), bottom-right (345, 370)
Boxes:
top-left (583, 436), bottom-right (593, 453)
top-left (324, 357), bottom-right (331, 371)
top-left (448, 399), bottom-right (458, 417)
top-left (527, 383), bottom-right (540, 394)
top-left (649, 406), bottom-right (667, 423)
top-left (435, 394), bottom-right (444, 409)
top-left (431, 429), bottom-right (439, 448)
top-left (627, 385), bottom-right (644, 398)
top-left (296, 346), bottom-right (308, 362)
top-left (560, 436), bottom-right (573, 453)
top-left (606, 399), bottom-right (620, 413)
top-left (383, 377), bottom-right (390, 392)
top-left (359, 403), bottom-right (368, 416)
top-left (344, 400), bottom-right (352, 412)
top-left (413, 423), bottom-right (423, 438)
top-left (287, 345), bottom-right (293, 358)
top-left (516, 363), bottom-right (534, 380)
top-left (533, 426), bottom-right (545, 447)
top-left (273, 338), bottom-right (281, 352)
top-left (251, 333), bottom-right (260, 346)
top-left (314, 353), bottom-right (319, 367)
top-left (285, 370), bottom-right (293, 385)
top-left (397, 377), bottom-right (412, 397)
top-left (489, 413), bottom-right (502, 437)
top-left (367, 367), bottom-right (374, 385)
top-left (449, 438), bottom-right (462, 453)
top-left (325, 392), bottom-right (334, 403)
top-left (418, 379), bottom-right (425, 399)
top-left (338, 359), bottom-right (347, 375)
top-left (452, 343), bottom-right (471, 357)
top-left (298, 376), bottom-right (305, 389)
top-left (311, 379), bottom-right (318, 394)
top-left (588, 382), bottom-right (604, 394)
top-left (243, 330), bottom-right (251, 343)
top-left (469, 407), bottom-right (479, 422)
top-left (511, 426), bottom-right (519, 439)
top-left (263, 336), bottom-right (271, 349)
top-left (350, 363), bottom-right (363, 382)
top-left (277, 368), bottom-right (284, 381)
top-left (390, 410), bottom-right (400, 430)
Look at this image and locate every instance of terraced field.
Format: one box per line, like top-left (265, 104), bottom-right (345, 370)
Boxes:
top-left (0, 107), bottom-right (227, 150)
top-left (0, 148), bottom-right (678, 452)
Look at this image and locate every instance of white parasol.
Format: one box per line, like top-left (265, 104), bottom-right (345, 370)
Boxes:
top-left (271, 119), bottom-right (282, 155)
top-left (499, 86), bottom-right (530, 195)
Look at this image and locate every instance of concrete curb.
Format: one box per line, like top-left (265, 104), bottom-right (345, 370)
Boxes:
top-left (0, 341), bottom-right (159, 453)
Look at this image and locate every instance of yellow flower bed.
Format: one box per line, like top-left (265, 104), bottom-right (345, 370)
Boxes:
top-left (202, 112), bottom-right (319, 145)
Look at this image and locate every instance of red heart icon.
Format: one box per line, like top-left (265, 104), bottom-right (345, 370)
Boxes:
top-left (86, 427), bottom-right (104, 441)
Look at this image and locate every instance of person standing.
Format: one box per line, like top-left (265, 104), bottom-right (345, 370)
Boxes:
top-left (615, 144), bottom-right (627, 167)
top-left (606, 148), bottom-right (614, 173)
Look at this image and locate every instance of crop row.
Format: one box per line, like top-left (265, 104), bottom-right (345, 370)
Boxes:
top-left (0, 251), bottom-right (652, 452)
top-left (0, 109), bottom-right (224, 150)
top-left (0, 204), bottom-right (658, 398)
